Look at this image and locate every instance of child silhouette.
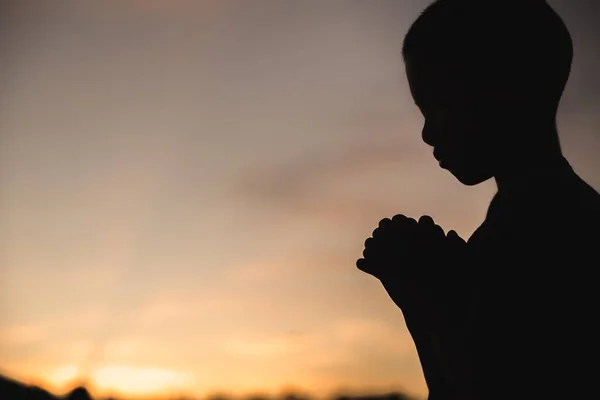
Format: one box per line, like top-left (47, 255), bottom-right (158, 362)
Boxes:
top-left (357, 1), bottom-right (600, 398)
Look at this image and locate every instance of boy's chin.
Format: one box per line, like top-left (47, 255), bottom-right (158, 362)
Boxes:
top-left (447, 166), bottom-right (493, 186)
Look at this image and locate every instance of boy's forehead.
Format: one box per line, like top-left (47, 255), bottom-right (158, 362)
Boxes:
top-left (406, 57), bottom-right (454, 83)
top-left (405, 59), bottom-right (455, 98)
top-left (405, 57), bottom-right (474, 108)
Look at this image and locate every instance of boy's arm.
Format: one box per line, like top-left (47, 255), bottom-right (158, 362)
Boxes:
top-left (410, 333), bottom-right (452, 399)
top-left (379, 230), bottom-right (470, 400)
top-left (382, 279), bottom-right (463, 400)
top-left (357, 216), bottom-right (469, 400)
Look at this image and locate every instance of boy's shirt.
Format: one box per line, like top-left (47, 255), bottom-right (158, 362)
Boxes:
top-left (463, 157), bottom-right (600, 397)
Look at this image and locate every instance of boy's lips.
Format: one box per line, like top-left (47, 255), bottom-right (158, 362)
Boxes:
top-left (433, 148), bottom-right (445, 161)
top-left (433, 148), bottom-right (450, 167)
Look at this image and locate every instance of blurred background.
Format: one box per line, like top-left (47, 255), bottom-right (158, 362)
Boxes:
top-left (1, 0), bottom-right (599, 399)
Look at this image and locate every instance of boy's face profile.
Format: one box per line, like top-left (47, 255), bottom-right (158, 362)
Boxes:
top-left (405, 57), bottom-right (499, 186)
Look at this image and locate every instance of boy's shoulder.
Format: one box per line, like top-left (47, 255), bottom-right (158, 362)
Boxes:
top-left (508, 171), bottom-right (600, 226)
top-left (470, 169), bottom-right (600, 251)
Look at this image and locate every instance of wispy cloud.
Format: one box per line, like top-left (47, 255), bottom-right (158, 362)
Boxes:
top-left (0, 324), bottom-right (45, 346)
top-left (224, 332), bottom-right (310, 358)
top-left (238, 135), bottom-right (423, 205)
top-left (93, 364), bottom-right (193, 396)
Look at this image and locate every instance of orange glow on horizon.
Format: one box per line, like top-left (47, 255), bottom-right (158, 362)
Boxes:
top-left (31, 364), bottom-right (193, 399)
top-left (6, 362), bottom-right (422, 400)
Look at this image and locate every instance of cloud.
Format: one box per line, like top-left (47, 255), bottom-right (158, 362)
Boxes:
top-left (124, 0), bottom-right (224, 15)
top-left (101, 336), bottom-right (163, 361)
top-left (220, 252), bottom-right (358, 286)
top-left (298, 318), bottom-right (424, 394)
top-left (0, 324), bottom-right (44, 346)
top-left (93, 364), bottom-right (192, 395)
top-left (133, 290), bottom-right (229, 326)
top-left (45, 365), bottom-right (80, 389)
top-left (4, 0), bottom-right (231, 19)
top-left (238, 135), bottom-right (423, 206)
top-left (213, 317), bottom-right (422, 394)
top-left (331, 318), bottom-right (410, 350)
top-left (223, 332), bottom-right (310, 358)
top-left (222, 260), bottom-right (288, 284)
top-left (221, 317), bottom-right (414, 366)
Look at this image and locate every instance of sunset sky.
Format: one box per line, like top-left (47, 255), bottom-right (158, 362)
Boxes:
top-left (1, 0), bottom-right (599, 398)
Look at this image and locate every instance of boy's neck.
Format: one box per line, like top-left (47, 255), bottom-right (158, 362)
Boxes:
top-left (493, 125), bottom-right (566, 193)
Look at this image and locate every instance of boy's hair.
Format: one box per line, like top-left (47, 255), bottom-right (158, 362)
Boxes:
top-left (402, 0), bottom-right (573, 112)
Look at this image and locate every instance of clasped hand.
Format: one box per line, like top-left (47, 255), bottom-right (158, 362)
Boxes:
top-left (357, 214), bottom-right (465, 281)
top-left (357, 215), bottom-right (472, 394)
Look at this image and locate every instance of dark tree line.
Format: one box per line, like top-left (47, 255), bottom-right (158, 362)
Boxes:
top-left (1, 375), bottom-right (417, 400)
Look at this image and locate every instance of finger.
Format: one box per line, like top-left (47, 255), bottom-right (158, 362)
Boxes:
top-left (432, 223), bottom-right (445, 237)
top-left (356, 258), bottom-right (369, 272)
top-left (417, 216), bottom-right (444, 241)
top-left (373, 218), bottom-right (393, 239)
top-left (447, 230), bottom-right (466, 245)
top-left (392, 214), bottom-right (417, 229)
top-left (412, 217), bottom-right (439, 254)
top-left (378, 218), bottom-right (393, 228)
top-left (418, 215), bottom-right (435, 226)
top-left (364, 237), bottom-right (379, 259)
top-left (391, 214), bottom-right (408, 223)
top-left (390, 216), bottom-right (417, 241)
top-left (372, 227), bottom-right (382, 240)
top-left (356, 258), bottom-right (378, 277)
top-left (363, 241), bottom-right (378, 259)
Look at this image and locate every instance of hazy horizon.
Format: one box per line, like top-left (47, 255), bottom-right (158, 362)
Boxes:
top-left (1, 1), bottom-right (599, 399)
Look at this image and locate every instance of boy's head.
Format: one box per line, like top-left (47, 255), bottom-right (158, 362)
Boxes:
top-left (403, 0), bottom-right (573, 185)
